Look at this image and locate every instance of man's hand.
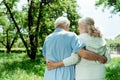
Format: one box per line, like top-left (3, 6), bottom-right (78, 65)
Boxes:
top-left (98, 56), bottom-right (107, 64)
top-left (77, 49), bottom-right (107, 64)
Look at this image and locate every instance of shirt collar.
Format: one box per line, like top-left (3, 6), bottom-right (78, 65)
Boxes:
top-left (54, 28), bottom-right (65, 32)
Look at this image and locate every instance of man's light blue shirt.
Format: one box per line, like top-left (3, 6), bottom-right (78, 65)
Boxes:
top-left (42, 28), bottom-right (85, 80)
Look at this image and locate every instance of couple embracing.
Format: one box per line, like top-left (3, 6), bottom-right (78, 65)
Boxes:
top-left (42, 16), bottom-right (111, 80)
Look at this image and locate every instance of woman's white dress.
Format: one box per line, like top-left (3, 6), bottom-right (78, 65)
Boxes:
top-left (63, 33), bottom-right (111, 80)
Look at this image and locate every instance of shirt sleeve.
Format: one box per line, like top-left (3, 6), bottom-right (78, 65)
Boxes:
top-left (104, 46), bottom-right (111, 63)
top-left (63, 34), bottom-right (85, 66)
top-left (63, 53), bottom-right (80, 66)
top-left (71, 33), bottom-right (85, 53)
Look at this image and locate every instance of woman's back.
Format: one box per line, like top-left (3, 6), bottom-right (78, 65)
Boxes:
top-left (75, 33), bottom-right (107, 80)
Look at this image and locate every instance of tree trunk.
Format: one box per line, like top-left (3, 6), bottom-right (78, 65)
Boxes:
top-left (6, 47), bottom-right (11, 54)
top-left (4, 1), bottom-right (29, 57)
top-left (6, 29), bottom-right (10, 54)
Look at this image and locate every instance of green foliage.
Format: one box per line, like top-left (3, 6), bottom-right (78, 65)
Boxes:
top-left (0, 0), bottom-right (80, 58)
top-left (0, 52), bottom-right (45, 80)
top-left (96, 0), bottom-right (120, 14)
top-left (106, 34), bottom-right (120, 46)
top-left (0, 53), bottom-right (120, 80)
top-left (106, 35), bottom-right (120, 53)
top-left (105, 58), bottom-right (120, 80)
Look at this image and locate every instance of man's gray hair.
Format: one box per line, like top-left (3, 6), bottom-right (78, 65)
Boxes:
top-left (55, 16), bottom-right (70, 28)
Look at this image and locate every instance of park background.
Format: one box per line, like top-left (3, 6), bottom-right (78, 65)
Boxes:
top-left (0, 0), bottom-right (120, 80)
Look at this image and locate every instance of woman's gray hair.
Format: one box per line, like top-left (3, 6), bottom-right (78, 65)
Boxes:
top-left (78, 17), bottom-right (94, 26)
top-left (78, 17), bottom-right (102, 38)
top-left (54, 16), bottom-right (70, 28)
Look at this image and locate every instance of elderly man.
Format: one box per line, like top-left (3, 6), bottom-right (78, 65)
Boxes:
top-left (42, 16), bottom-right (106, 80)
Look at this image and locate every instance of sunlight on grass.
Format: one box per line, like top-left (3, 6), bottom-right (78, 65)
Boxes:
top-left (0, 52), bottom-right (120, 80)
top-left (105, 58), bottom-right (120, 80)
top-left (0, 53), bottom-right (45, 80)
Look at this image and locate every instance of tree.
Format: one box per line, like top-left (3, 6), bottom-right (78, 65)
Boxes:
top-left (106, 34), bottom-right (120, 53)
top-left (0, 0), bottom-right (80, 60)
top-left (0, 12), bottom-right (18, 54)
top-left (95, 0), bottom-right (120, 14)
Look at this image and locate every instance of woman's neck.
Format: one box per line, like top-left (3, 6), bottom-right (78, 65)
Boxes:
top-left (80, 29), bottom-right (87, 34)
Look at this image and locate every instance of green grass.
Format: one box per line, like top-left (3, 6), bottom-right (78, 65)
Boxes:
top-left (105, 57), bottom-right (120, 80)
top-left (0, 53), bottom-right (45, 80)
top-left (0, 53), bottom-right (120, 80)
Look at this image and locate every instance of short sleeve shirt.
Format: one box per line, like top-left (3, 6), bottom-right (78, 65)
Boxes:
top-left (42, 28), bottom-right (85, 80)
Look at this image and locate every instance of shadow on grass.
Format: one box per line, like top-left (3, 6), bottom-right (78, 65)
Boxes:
top-left (0, 53), bottom-right (45, 78)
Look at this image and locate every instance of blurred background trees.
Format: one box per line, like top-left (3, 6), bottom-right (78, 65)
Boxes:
top-left (96, 0), bottom-right (120, 14)
top-left (96, 0), bottom-right (120, 54)
top-left (0, 0), bottom-right (120, 60)
top-left (0, 0), bottom-right (80, 60)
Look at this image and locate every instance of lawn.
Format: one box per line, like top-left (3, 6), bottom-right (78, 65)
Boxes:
top-left (0, 52), bottom-right (120, 80)
top-left (105, 57), bottom-right (120, 80)
top-left (0, 53), bottom-right (45, 80)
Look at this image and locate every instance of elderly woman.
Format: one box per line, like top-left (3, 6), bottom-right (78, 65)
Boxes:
top-left (47, 17), bottom-right (111, 80)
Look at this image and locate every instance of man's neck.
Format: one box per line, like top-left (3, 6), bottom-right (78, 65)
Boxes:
top-left (56, 26), bottom-right (68, 31)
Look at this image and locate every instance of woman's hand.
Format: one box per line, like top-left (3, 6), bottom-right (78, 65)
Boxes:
top-left (47, 60), bottom-right (64, 70)
top-left (47, 61), bottom-right (58, 70)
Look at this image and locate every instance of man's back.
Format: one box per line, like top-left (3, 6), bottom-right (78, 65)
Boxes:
top-left (42, 28), bottom-right (85, 80)
top-left (44, 28), bottom-right (75, 61)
